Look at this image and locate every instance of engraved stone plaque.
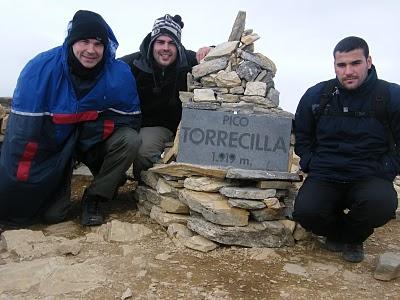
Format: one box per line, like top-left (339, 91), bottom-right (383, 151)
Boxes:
top-left (177, 108), bottom-right (292, 171)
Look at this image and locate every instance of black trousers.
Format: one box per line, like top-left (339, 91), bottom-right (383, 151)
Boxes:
top-left (293, 177), bottom-right (398, 244)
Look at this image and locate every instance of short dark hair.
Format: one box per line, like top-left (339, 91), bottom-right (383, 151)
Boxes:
top-left (333, 36), bottom-right (369, 58)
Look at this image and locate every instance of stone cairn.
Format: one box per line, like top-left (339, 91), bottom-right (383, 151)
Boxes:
top-left (133, 11), bottom-right (307, 253)
top-left (0, 98), bottom-right (10, 144)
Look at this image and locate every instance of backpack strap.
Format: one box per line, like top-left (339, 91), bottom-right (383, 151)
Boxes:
top-left (316, 79), bottom-right (337, 121)
top-left (374, 80), bottom-right (397, 153)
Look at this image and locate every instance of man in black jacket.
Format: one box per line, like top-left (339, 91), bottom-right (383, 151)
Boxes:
top-left (120, 14), bottom-right (210, 179)
top-left (293, 36), bottom-right (400, 263)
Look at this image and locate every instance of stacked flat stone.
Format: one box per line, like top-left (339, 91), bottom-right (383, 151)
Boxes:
top-left (0, 97), bottom-right (11, 143)
top-left (180, 11), bottom-right (292, 119)
top-left (133, 163), bottom-right (309, 251)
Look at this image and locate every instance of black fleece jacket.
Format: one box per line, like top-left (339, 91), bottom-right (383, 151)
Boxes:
top-left (295, 65), bottom-right (400, 182)
top-left (120, 33), bottom-right (197, 133)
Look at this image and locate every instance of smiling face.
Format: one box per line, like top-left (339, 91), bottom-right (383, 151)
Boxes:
top-left (334, 48), bottom-right (372, 90)
top-left (72, 38), bottom-right (104, 68)
top-left (152, 35), bottom-right (178, 68)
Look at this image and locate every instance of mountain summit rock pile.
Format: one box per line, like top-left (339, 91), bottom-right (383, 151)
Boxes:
top-left (133, 11), bottom-right (307, 252)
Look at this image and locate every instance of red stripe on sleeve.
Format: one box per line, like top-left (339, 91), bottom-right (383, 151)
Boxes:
top-left (102, 120), bottom-right (114, 140)
top-left (52, 111), bottom-right (98, 124)
top-left (16, 142), bottom-right (39, 182)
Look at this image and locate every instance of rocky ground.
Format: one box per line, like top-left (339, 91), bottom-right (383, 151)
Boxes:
top-left (1, 175), bottom-right (399, 300)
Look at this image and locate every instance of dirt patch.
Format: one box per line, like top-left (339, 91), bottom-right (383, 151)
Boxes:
top-left (1, 175), bottom-right (399, 299)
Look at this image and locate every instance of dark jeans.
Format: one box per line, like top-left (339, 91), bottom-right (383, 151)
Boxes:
top-left (80, 127), bottom-right (141, 200)
top-left (293, 177), bottom-right (398, 244)
top-left (133, 126), bottom-right (173, 179)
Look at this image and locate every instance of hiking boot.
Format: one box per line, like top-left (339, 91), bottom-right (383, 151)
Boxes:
top-left (342, 243), bottom-right (364, 263)
top-left (80, 194), bottom-right (104, 226)
top-left (324, 238), bottom-right (344, 252)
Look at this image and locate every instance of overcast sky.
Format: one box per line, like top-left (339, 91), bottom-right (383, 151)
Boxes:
top-left (1, 0), bottom-right (399, 113)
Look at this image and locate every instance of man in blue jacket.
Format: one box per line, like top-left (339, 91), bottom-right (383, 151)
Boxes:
top-left (0, 10), bottom-right (141, 227)
top-left (120, 14), bottom-right (210, 180)
top-left (293, 36), bottom-right (400, 263)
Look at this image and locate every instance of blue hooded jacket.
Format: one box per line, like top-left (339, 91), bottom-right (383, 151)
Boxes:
top-left (0, 16), bottom-right (141, 225)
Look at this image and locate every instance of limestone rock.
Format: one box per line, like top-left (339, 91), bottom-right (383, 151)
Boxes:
top-left (283, 263), bottom-right (309, 277)
top-left (216, 94), bottom-right (240, 103)
top-left (121, 288), bottom-right (133, 300)
top-left (249, 248), bottom-right (282, 261)
top-left (140, 171), bottom-right (160, 190)
top-left (215, 70), bottom-right (241, 88)
top-left (212, 87), bottom-right (229, 94)
top-left (179, 91), bottom-right (193, 103)
top-left (1, 229), bottom-right (46, 251)
top-left (238, 50), bottom-right (277, 75)
top-left (187, 215), bottom-right (294, 247)
top-left (150, 205), bottom-right (189, 227)
top-left (267, 87), bottom-right (280, 106)
top-left (0, 257), bottom-right (107, 295)
top-left (253, 107), bottom-right (294, 119)
top-left (180, 189), bottom-right (249, 226)
top-left (183, 176), bottom-right (234, 192)
top-left (1, 229), bottom-right (51, 259)
top-left (192, 57), bottom-right (229, 79)
top-left (193, 88), bottom-right (216, 102)
top-left (278, 220), bottom-right (296, 233)
top-left (42, 221), bottom-right (81, 239)
top-left (136, 201), bottom-right (154, 216)
top-left (293, 223), bottom-right (311, 241)
top-left (226, 168), bottom-right (302, 181)
top-left (236, 61), bottom-right (261, 82)
top-left (183, 102), bottom-right (219, 110)
top-left (1, 231), bottom-right (71, 260)
top-left (220, 186), bottom-right (276, 200)
top-left (227, 198), bottom-right (266, 210)
top-left (85, 232), bottom-right (105, 243)
top-left (244, 81), bottom-right (267, 97)
top-left (183, 235), bottom-right (219, 252)
top-left (134, 185), bottom-right (161, 205)
top-left (263, 197), bottom-right (281, 209)
top-left (241, 33), bottom-right (260, 45)
top-left (167, 223), bottom-right (194, 239)
top-left (156, 178), bottom-right (180, 197)
top-left (107, 220), bottom-right (153, 242)
top-left (0, 104), bottom-right (5, 119)
top-left (228, 11), bottom-right (246, 41)
top-left (160, 196), bottom-right (189, 214)
top-left (229, 86), bottom-right (245, 95)
top-left (256, 181), bottom-right (293, 189)
top-left (149, 162), bottom-right (227, 179)
top-left (204, 41), bottom-right (240, 61)
top-left (1, 114), bottom-right (8, 135)
top-left (57, 239), bottom-right (81, 256)
top-left (200, 74), bottom-right (217, 87)
top-left (374, 252), bottom-right (400, 281)
top-left (250, 207), bottom-right (285, 221)
top-left (240, 95), bottom-right (276, 108)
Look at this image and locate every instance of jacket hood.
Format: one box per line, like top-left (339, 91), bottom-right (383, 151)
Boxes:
top-left (133, 32), bottom-right (189, 73)
top-left (62, 15), bottom-right (120, 73)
